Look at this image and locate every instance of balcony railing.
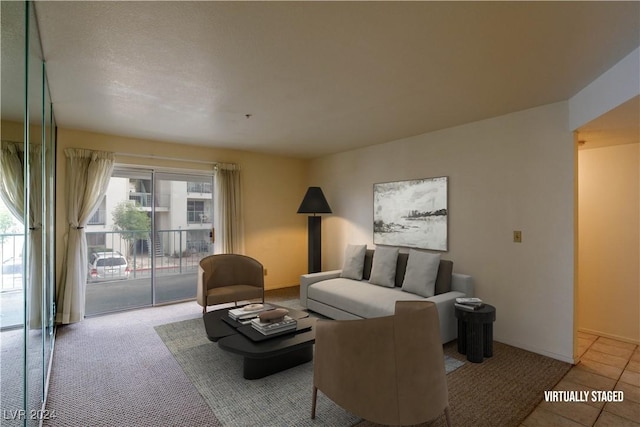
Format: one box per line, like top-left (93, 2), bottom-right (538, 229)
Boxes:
top-left (1, 232), bottom-right (24, 291)
top-left (187, 210), bottom-right (211, 224)
top-left (129, 193), bottom-right (170, 208)
top-left (187, 182), bottom-right (212, 194)
top-left (86, 228), bottom-right (212, 279)
top-left (1, 228), bottom-right (213, 290)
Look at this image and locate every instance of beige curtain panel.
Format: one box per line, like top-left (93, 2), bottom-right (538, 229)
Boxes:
top-left (0, 141), bottom-right (25, 220)
top-left (56, 148), bottom-right (115, 324)
top-left (0, 141), bottom-right (44, 328)
top-left (214, 164), bottom-right (244, 255)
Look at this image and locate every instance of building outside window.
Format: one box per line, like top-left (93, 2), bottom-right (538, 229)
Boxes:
top-left (187, 181), bottom-right (212, 194)
top-left (86, 232), bottom-right (106, 248)
top-left (87, 200), bottom-right (107, 225)
top-left (187, 200), bottom-right (208, 224)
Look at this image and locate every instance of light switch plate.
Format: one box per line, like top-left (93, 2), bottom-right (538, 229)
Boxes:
top-left (513, 230), bottom-right (522, 243)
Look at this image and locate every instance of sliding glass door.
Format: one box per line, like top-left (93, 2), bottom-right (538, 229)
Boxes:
top-left (85, 169), bottom-right (213, 315)
top-left (85, 169), bottom-right (153, 314)
top-left (153, 172), bottom-right (213, 304)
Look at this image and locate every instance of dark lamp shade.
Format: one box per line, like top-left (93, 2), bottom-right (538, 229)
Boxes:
top-left (297, 187), bottom-right (332, 214)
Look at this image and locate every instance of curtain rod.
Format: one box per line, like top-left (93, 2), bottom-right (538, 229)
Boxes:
top-left (113, 151), bottom-right (236, 168)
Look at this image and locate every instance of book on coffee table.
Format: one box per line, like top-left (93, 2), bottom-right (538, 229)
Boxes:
top-left (250, 316), bottom-right (297, 335)
top-left (228, 304), bottom-right (274, 320)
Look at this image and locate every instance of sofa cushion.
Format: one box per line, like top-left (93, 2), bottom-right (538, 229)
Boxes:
top-left (435, 259), bottom-right (453, 294)
top-left (395, 252), bottom-right (409, 287)
top-left (362, 249), bottom-right (375, 281)
top-left (340, 244), bottom-right (367, 280)
top-left (361, 248), bottom-right (452, 294)
top-left (307, 278), bottom-right (427, 318)
top-left (363, 249), bottom-right (407, 285)
top-left (401, 250), bottom-right (441, 297)
top-left (369, 246), bottom-right (399, 288)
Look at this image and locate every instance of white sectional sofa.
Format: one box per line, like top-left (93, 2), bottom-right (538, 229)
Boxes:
top-left (300, 247), bottom-right (474, 343)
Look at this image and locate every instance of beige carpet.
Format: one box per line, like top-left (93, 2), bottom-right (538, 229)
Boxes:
top-left (42, 302), bottom-right (221, 427)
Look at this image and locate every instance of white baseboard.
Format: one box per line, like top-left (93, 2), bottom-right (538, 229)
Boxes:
top-left (495, 336), bottom-right (576, 364)
top-left (578, 327), bottom-right (640, 345)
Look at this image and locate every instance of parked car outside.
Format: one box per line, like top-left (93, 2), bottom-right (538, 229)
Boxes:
top-left (88, 251), bottom-right (130, 283)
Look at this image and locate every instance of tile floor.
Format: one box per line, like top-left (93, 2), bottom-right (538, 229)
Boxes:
top-left (521, 332), bottom-right (640, 426)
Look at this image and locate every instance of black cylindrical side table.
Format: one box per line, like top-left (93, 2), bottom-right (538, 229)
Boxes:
top-left (455, 304), bottom-right (496, 363)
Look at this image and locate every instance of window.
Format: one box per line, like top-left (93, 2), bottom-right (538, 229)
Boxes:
top-left (95, 257), bottom-right (127, 267)
top-left (187, 200), bottom-right (206, 224)
top-left (129, 179), bottom-right (153, 207)
top-left (86, 232), bottom-right (106, 248)
top-left (88, 200), bottom-right (107, 225)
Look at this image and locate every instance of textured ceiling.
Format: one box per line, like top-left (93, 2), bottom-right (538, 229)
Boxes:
top-left (30, 1), bottom-right (640, 158)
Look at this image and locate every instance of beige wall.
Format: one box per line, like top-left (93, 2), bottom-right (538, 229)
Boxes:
top-left (578, 143), bottom-right (640, 343)
top-left (309, 102), bottom-right (576, 362)
top-left (55, 128), bottom-right (309, 290)
top-left (1, 120), bottom-right (25, 141)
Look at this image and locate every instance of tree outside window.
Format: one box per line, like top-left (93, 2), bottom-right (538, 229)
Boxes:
top-left (111, 201), bottom-right (151, 256)
top-left (0, 210), bottom-right (20, 244)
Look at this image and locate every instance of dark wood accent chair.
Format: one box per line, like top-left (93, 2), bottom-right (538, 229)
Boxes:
top-left (197, 254), bottom-right (264, 314)
top-left (312, 301), bottom-right (452, 426)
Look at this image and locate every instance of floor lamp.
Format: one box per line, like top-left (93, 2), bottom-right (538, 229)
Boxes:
top-left (297, 187), bottom-right (332, 273)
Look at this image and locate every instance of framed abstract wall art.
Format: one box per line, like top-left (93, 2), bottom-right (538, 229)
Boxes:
top-left (373, 176), bottom-right (448, 251)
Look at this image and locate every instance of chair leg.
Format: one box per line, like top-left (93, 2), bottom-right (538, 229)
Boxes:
top-left (444, 406), bottom-right (452, 427)
top-left (311, 386), bottom-right (318, 419)
top-left (202, 306), bottom-right (206, 314)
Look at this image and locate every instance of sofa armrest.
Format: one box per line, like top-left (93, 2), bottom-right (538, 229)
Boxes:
top-left (300, 270), bottom-right (342, 308)
top-left (451, 273), bottom-right (473, 297)
top-left (426, 276), bottom-right (473, 342)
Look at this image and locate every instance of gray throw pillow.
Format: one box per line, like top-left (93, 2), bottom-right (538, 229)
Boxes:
top-left (369, 246), bottom-right (399, 288)
top-left (401, 249), bottom-right (441, 297)
top-left (340, 244), bottom-right (367, 280)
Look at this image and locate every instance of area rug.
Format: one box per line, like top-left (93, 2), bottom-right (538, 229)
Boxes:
top-left (155, 316), bottom-right (464, 427)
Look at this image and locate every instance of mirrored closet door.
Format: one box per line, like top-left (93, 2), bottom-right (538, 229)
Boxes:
top-left (1, 2), bottom-right (57, 425)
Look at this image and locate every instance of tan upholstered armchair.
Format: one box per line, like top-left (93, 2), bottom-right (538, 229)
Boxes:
top-left (312, 301), bottom-right (452, 426)
top-left (197, 254), bottom-right (265, 313)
